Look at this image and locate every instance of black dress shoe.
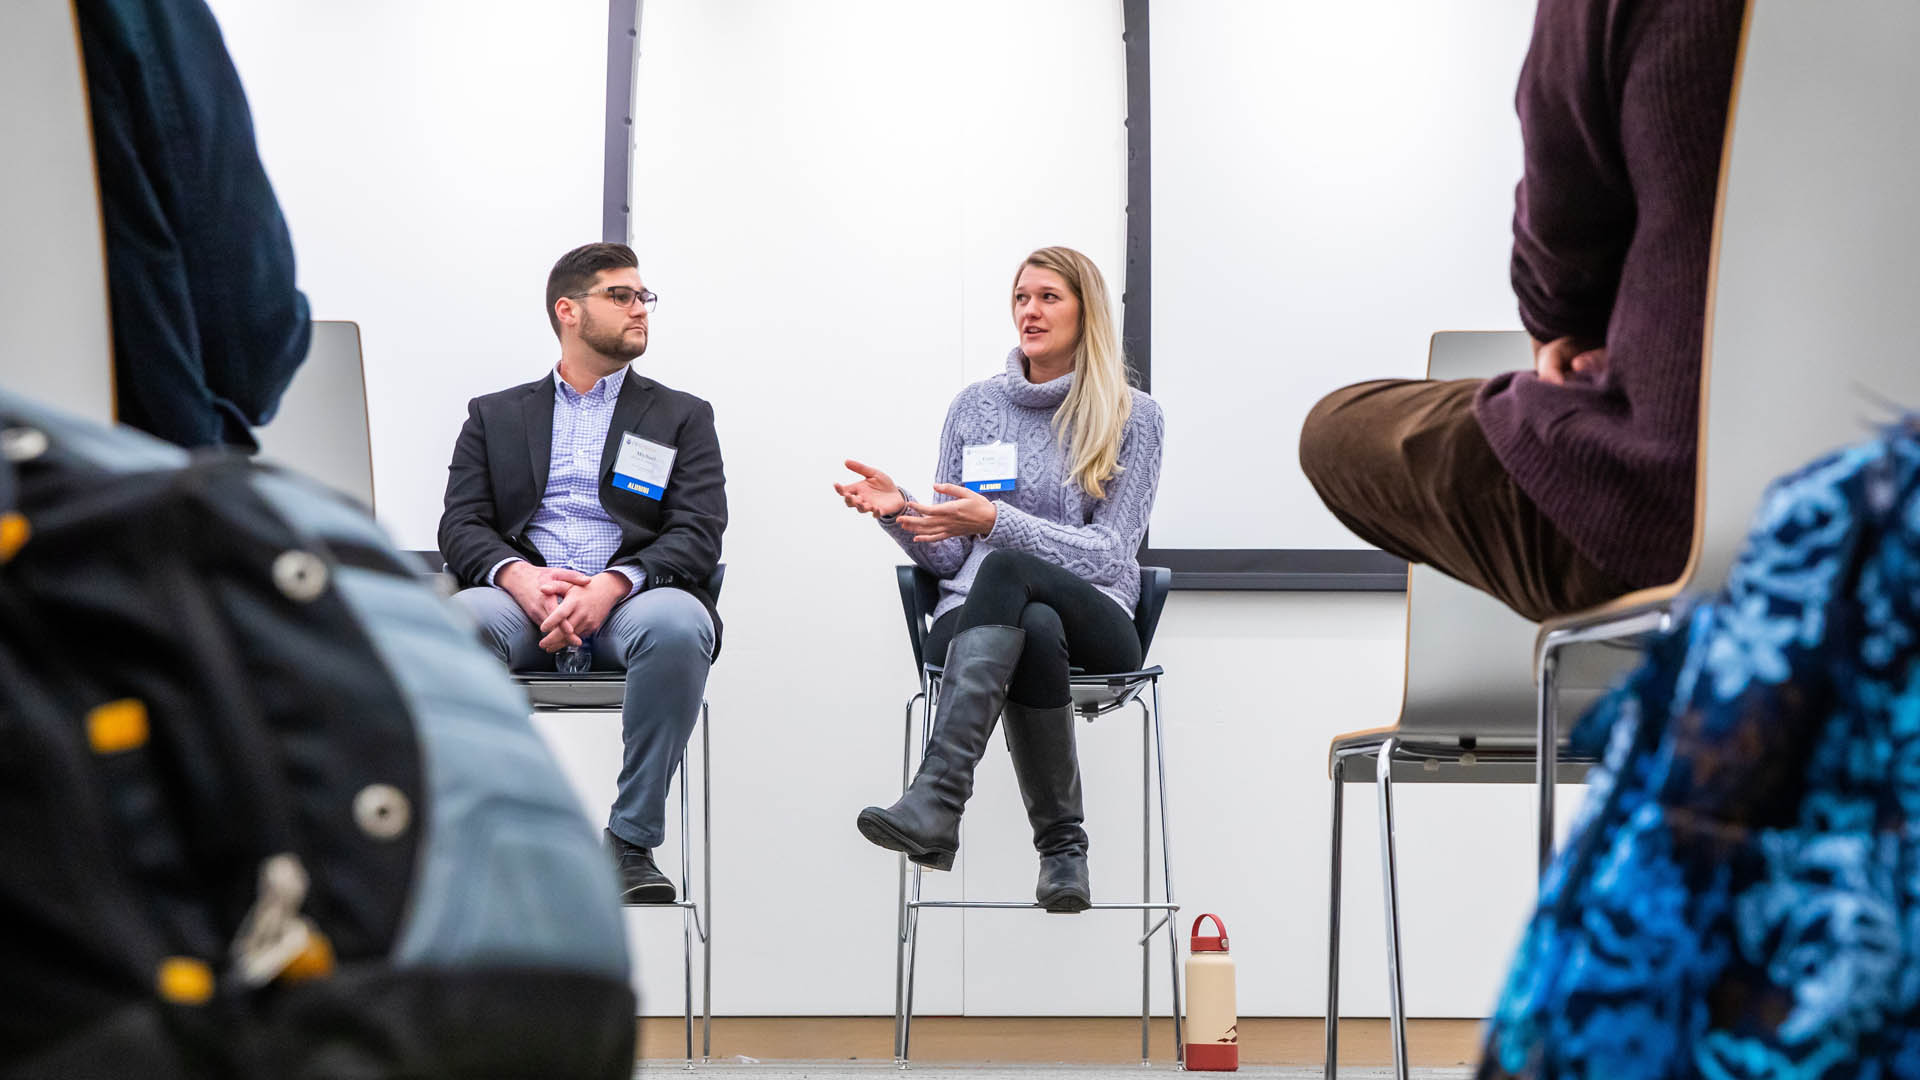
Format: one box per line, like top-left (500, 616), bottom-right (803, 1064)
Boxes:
top-left (606, 829), bottom-right (676, 904)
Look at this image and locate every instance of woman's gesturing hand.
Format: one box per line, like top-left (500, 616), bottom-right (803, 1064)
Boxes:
top-left (835, 459), bottom-right (907, 517)
top-left (898, 484), bottom-right (998, 542)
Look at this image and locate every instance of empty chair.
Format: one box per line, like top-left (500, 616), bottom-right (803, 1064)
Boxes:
top-left (254, 321), bottom-right (375, 511)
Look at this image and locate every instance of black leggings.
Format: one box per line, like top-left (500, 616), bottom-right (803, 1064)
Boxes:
top-left (925, 550), bottom-right (1143, 708)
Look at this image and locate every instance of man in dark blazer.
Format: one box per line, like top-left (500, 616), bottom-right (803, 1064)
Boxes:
top-left (439, 242), bottom-right (725, 903)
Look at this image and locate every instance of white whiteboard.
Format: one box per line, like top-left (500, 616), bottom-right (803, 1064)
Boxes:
top-left (1147, 0), bottom-right (1536, 551)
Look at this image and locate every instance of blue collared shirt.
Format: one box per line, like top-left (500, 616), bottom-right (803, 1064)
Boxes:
top-left (488, 367), bottom-right (644, 594)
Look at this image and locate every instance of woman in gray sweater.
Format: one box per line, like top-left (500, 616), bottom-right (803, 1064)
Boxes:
top-left (835, 246), bottom-right (1165, 912)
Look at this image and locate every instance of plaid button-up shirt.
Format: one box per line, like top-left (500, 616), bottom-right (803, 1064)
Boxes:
top-left (487, 367), bottom-right (644, 593)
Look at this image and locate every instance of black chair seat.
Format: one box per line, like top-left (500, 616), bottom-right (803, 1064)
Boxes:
top-left (898, 564), bottom-right (1173, 716)
top-left (921, 661), bottom-right (1169, 719)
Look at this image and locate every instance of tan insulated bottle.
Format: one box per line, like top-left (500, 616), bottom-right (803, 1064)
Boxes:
top-left (1184, 913), bottom-right (1237, 1071)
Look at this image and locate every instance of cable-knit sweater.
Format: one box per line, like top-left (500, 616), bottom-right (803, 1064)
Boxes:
top-left (883, 349), bottom-right (1165, 621)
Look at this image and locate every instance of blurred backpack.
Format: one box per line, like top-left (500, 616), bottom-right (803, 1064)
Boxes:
top-left (0, 389), bottom-right (634, 1079)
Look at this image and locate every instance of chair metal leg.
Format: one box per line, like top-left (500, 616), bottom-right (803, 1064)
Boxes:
top-left (1535, 607), bottom-right (1673, 883)
top-left (891, 691), bottom-right (923, 1063)
top-left (892, 847), bottom-right (907, 1062)
top-left (1140, 701), bottom-right (1151, 1065)
top-left (1150, 680), bottom-right (1184, 1066)
top-left (897, 680), bottom-right (935, 1067)
top-left (679, 747), bottom-right (694, 1069)
top-left (1325, 756), bottom-right (1345, 1080)
top-left (1536, 647), bottom-right (1559, 880)
top-left (901, 865), bottom-right (923, 1068)
top-left (700, 703), bottom-right (712, 1061)
top-left (536, 692), bottom-right (711, 1065)
top-left (1376, 739), bottom-right (1409, 1080)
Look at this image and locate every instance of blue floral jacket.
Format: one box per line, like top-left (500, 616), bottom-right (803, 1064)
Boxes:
top-left (1483, 427), bottom-right (1920, 1079)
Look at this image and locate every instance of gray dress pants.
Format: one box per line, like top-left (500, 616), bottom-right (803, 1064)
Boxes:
top-left (455, 584), bottom-right (714, 849)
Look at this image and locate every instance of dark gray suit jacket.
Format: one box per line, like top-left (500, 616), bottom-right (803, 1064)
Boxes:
top-left (438, 371), bottom-right (727, 654)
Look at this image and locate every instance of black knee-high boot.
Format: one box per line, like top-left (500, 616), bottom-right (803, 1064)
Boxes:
top-left (1003, 701), bottom-right (1091, 913)
top-left (856, 625), bottom-right (1026, 871)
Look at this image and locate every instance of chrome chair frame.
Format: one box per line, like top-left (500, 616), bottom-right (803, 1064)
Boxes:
top-left (512, 564), bottom-right (725, 1070)
top-left (518, 683), bottom-right (712, 1068)
top-left (890, 565), bottom-right (1184, 1067)
top-left (1318, 335), bottom-right (1628, 1080)
top-left (1325, 733), bottom-right (1599, 1080)
top-left (1534, 606), bottom-right (1675, 875)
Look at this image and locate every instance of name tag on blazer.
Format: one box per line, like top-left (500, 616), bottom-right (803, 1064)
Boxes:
top-left (612, 432), bottom-right (676, 501)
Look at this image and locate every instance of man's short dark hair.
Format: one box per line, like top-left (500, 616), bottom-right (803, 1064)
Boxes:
top-left (546, 242), bottom-right (639, 338)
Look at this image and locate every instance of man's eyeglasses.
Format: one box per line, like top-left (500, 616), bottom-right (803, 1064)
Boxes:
top-left (571, 286), bottom-right (658, 313)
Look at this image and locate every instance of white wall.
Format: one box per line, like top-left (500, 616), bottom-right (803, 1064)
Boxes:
top-left (217, 0), bottom-right (1570, 1019)
top-left (208, 0), bottom-right (609, 526)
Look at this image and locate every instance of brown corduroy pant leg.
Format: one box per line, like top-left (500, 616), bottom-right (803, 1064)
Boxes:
top-left (1297, 378), bottom-right (1631, 624)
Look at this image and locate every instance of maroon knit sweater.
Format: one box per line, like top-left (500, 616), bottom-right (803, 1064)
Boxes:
top-left (1473, 0), bottom-right (1746, 589)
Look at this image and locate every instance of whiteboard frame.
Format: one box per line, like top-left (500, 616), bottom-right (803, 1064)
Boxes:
top-left (1122, 0), bottom-right (1405, 590)
top-left (604, 0), bottom-right (1407, 590)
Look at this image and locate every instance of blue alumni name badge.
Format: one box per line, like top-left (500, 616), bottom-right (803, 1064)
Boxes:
top-left (612, 432), bottom-right (676, 501)
top-left (961, 441), bottom-right (1018, 494)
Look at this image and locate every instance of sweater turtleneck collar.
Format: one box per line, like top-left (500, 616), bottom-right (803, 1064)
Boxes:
top-left (1001, 347), bottom-right (1074, 409)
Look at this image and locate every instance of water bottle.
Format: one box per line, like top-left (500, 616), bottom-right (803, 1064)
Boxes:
top-left (557, 642), bottom-right (592, 674)
top-left (1184, 913), bottom-right (1238, 1071)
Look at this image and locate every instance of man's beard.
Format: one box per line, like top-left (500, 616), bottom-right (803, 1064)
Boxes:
top-left (580, 311), bottom-right (646, 363)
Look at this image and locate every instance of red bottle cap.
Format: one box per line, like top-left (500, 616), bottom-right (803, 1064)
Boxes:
top-left (1190, 913), bottom-right (1229, 953)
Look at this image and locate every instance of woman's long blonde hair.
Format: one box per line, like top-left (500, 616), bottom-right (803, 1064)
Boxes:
top-left (1013, 246), bottom-right (1133, 499)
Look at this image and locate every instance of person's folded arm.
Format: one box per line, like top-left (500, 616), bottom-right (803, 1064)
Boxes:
top-left (146, 0), bottom-right (312, 435)
top-left (611, 400), bottom-right (726, 593)
top-left (1509, 0), bottom-right (1635, 346)
top-left (438, 399), bottom-right (522, 587)
top-left (985, 401), bottom-right (1163, 589)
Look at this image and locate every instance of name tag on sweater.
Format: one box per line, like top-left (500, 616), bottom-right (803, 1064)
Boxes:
top-left (612, 432), bottom-right (676, 500)
top-left (962, 442), bottom-right (1018, 493)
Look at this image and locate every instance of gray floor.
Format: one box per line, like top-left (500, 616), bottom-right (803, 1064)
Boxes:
top-left (636, 1065), bottom-right (1474, 1079)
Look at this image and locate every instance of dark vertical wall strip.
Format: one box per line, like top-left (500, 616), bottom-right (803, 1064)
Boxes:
top-left (602, 0), bottom-right (640, 244)
top-left (1123, 1), bottom-right (1403, 589)
top-left (1122, 0), bottom-right (1151, 395)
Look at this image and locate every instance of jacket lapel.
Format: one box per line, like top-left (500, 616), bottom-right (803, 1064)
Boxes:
top-left (524, 377), bottom-right (556, 499)
top-left (600, 372), bottom-right (656, 482)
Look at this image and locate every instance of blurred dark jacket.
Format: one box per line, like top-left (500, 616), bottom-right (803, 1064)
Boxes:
top-left (76, 0), bottom-right (310, 450)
